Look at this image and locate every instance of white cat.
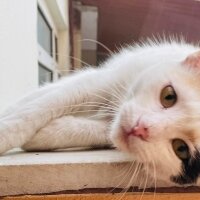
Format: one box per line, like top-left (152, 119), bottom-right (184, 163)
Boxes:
top-left (1, 39), bottom-right (200, 186)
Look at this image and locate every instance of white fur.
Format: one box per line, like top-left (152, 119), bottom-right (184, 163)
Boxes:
top-left (1, 39), bottom-right (200, 185)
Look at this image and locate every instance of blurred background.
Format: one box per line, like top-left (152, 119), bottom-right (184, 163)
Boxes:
top-left (0, 0), bottom-right (200, 111)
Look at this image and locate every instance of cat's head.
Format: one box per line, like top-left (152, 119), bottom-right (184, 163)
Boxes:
top-left (110, 49), bottom-right (200, 186)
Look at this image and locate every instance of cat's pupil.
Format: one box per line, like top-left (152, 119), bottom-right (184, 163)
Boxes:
top-left (165, 95), bottom-right (175, 100)
top-left (160, 85), bottom-right (177, 108)
top-left (177, 145), bottom-right (187, 152)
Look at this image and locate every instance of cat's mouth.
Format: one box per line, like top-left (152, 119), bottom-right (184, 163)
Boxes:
top-left (112, 124), bottom-right (149, 156)
top-left (118, 116), bottom-right (150, 150)
top-left (123, 127), bottom-right (149, 142)
top-left (120, 125), bottom-right (149, 147)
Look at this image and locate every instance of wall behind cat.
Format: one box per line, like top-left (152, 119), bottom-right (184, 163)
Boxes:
top-left (0, 0), bottom-right (71, 113)
top-left (0, 0), bottom-right (38, 113)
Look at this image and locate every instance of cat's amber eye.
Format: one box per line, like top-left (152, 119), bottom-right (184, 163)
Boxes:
top-left (160, 86), bottom-right (177, 108)
top-left (172, 139), bottom-right (190, 160)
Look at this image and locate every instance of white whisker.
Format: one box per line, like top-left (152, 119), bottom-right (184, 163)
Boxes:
top-left (118, 162), bottom-right (142, 200)
top-left (80, 39), bottom-right (113, 55)
top-left (152, 160), bottom-right (157, 200)
top-left (109, 161), bottom-right (135, 194)
top-left (139, 163), bottom-right (149, 200)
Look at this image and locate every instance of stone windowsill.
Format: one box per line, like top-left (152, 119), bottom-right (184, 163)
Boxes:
top-left (1, 148), bottom-right (200, 197)
top-left (0, 148), bottom-right (134, 196)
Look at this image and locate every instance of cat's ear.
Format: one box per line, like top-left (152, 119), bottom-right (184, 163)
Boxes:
top-left (182, 51), bottom-right (200, 68)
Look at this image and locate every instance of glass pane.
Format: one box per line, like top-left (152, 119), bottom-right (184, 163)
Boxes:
top-left (37, 8), bottom-right (52, 56)
top-left (38, 64), bottom-right (52, 85)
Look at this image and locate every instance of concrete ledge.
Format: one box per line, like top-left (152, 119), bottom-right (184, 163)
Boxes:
top-left (0, 148), bottom-right (138, 196)
top-left (2, 149), bottom-right (199, 197)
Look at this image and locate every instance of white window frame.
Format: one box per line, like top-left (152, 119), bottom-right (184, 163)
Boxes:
top-left (37, 4), bottom-right (59, 84)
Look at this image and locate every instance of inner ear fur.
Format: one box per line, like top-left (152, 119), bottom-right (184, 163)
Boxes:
top-left (182, 51), bottom-right (200, 68)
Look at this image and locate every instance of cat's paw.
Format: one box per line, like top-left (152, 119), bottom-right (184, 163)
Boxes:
top-left (0, 127), bottom-right (13, 154)
top-left (0, 120), bottom-right (25, 154)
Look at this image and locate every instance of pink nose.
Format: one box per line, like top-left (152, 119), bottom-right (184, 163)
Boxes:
top-left (128, 123), bottom-right (149, 141)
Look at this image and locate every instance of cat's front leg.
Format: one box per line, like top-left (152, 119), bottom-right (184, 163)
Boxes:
top-left (22, 116), bottom-right (111, 151)
top-left (0, 68), bottom-right (114, 154)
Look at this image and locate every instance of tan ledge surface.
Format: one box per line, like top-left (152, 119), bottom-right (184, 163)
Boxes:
top-left (0, 148), bottom-right (140, 196)
top-left (0, 148), bottom-right (133, 166)
top-left (0, 148), bottom-right (190, 197)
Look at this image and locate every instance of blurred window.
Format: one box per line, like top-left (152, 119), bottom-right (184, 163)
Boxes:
top-left (37, 6), bottom-right (60, 86)
top-left (37, 7), bottom-right (52, 56)
top-left (38, 63), bottom-right (53, 85)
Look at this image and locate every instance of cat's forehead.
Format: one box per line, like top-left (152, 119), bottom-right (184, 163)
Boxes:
top-left (133, 62), bottom-right (200, 96)
top-left (133, 64), bottom-right (175, 88)
top-left (132, 65), bottom-right (170, 93)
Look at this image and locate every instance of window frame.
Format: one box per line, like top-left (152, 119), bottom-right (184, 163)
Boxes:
top-left (37, 5), bottom-right (59, 85)
top-left (37, 6), bottom-right (53, 57)
top-left (38, 62), bottom-right (53, 85)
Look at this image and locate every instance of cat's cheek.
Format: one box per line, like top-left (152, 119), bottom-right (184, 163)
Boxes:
top-left (109, 118), bottom-right (130, 152)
